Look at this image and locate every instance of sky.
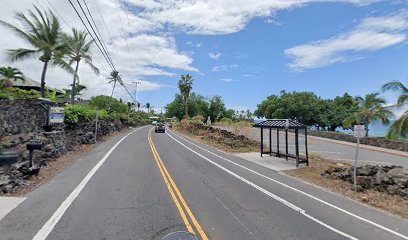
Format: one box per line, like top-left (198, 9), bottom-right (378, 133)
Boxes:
top-left (0, 0), bottom-right (407, 117)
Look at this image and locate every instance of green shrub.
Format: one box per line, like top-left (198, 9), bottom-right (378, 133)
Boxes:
top-left (64, 104), bottom-right (97, 125)
top-left (191, 115), bottom-right (205, 124)
top-left (89, 95), bottom-right (127, 114)
top-left (0, 88), bottom-right (40, 99)
top-left (220, 117), bottom-right (233, 125)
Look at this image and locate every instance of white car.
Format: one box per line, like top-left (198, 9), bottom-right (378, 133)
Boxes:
top-left (152, 121), bottom-right (157, 125)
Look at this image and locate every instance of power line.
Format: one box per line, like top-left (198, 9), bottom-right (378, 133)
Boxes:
top-left (67, 0), bottom-right (115, 71)
top-left (76, 0), bottom-right (116, 70)
top-left (45, 0), bottom-right (70, 27)
top-left (80, 0), bottom-right (115, 69)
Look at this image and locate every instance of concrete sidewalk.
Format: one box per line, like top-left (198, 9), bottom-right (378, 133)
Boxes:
top-left (234, 152), bottom-right (302, 171)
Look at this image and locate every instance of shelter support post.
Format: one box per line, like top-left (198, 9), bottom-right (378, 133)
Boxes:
top-left (305, 128), bottom-right (309, 166)
top-left (295, 129), bottom-right (299, 168)
top-left (285, 129), bottom-right (288, 160)
top-left (260, 127), bottom-right (263, 157)
top-left (269, 128), bottom-right (272, 156)
top-left (276, 128), bottom-right (280, 156)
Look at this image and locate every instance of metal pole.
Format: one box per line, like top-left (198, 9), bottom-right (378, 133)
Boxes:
top-left (95, 111), bottom-right (99, 144)
top-left (295, 129), bottom-right (299, 168)
top-left (305, 128), bottom-right (309, 166)
top-left (353, 138), bottom-right (360, 191)
top-left (285, 129), bottom-right (288, 160)
top-left (269, 128), bottom-right (272, 156)
top-left (276, 128), bottom-right (280, 156)
top-left (261, 127), bottom-right (264, 156)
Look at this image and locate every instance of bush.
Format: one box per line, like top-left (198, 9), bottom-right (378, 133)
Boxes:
top-left (220, 117), bottom-right (233, 125)
top-left (89, 95), bottom-right (128, 114)
top-left (191, 115), bottom-right (205, 124)
top-left (0, 88), bottom-right (40, 99)
top-left (64, 104), bottom-right (97, 125)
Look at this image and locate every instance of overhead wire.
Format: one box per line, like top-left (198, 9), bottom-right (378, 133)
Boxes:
top-left (67, 0), bottom-right (115, 71)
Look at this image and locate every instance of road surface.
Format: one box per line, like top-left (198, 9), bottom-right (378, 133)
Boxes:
top-left (0, 126), bottom-right (407, 240)
top-left (216, 126), bottom-right (408, 168)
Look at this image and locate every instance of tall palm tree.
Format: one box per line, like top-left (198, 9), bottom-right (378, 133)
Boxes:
top-left (344, 93), bottom-right (394, 137)
top-left (0, 66), bottom-right (24, 87)
top-left (107, 70), bottom-right (122, 97)
top-left (382, 80), bottom-right (408, 139)
top-left (178, 74), bottom-right (193, 119)
top-left (0, 6), bottom-right (72, 97)
top-left (63, 28), bottom-right (99, 104)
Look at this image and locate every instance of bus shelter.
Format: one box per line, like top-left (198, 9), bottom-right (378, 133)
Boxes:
top-left (253, 119), bottom-right (309, 167)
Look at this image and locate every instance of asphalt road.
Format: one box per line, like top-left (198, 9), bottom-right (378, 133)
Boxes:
top-left (216, 126), bottom-right (408, 168)
top-left (0, 126), bottom-right (407, 240)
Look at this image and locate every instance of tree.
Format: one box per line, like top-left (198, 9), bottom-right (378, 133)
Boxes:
top-left (0, 6), bottom-right (72, 97)
top-left (107, 71), bottom-right (122, 97)
top-left (62, 84), bottom-right (87, 101)
top-left (382, 81), bottom-right (408, 139)
top-left (145, 102), bottom-right (151, 112)
top-left (63, 28), bottom-right (99, 104)
top-left (89, 95), bottom-right (127, 114)
top-left (0, 66), bottom-right (24, 87)
top-left (178, 74), bottom-right (194, 118)
top-left (209, 95), bottom-right (226, 122)
top-left (165, 93), bottom-right (209, 120)
top-left (344, 93), bottom-right (394, 137)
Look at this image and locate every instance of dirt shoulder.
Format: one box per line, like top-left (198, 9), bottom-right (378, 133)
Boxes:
top-left (174, 121), bottom-right (408, 219)
top-left (7, 128), bottom-right (132, 197)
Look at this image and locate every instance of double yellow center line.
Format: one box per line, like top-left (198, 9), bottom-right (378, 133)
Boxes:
top-left (148, 128), bottom-right (209, 240)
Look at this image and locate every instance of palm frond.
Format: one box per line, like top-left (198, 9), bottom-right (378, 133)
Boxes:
top-left (7, 48), bottom-right (37, 61)
top-left (387, 110), bottom-right (408, 139)
top-left (382, 80), bottom-right (408, 93)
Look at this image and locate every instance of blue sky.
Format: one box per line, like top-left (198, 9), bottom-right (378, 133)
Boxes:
top-left (136, 1), bottom-right (408, 114)
top-left (1, 0), bottom-right (407, 116)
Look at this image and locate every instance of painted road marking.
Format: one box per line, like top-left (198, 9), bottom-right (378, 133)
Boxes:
top-left (166, 130), bottom-right (357, 240)
top-left (149, 129), bottom-right (208, 240)
top-left (148, 129), bottom-right (196, 235)
top-left (32, 127), bottom-right (145, 240)
top-left (168, 129), bottom-right (408, 240)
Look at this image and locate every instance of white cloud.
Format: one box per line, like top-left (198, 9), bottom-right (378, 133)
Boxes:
top-left (0, 0), bottom-right (196, 102)
top-left (243, 74), bottom-right (252, 77)
top-left (0, 0), bottom-right (382, 101)
top-left (285, 13), bottom-right (408, 71)
top-left (209, 52), bottom-right (222, 60)
top-left (138, 0), bottom-right (380, 35)
top-left (220, 78), bottom-right (237, 82)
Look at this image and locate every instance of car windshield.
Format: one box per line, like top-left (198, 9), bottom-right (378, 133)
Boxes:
top-left (1, 2), bottom-right (407, 240)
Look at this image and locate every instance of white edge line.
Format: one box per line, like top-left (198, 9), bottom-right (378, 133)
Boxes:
top-left (166, 130), bottom-right (358, 240)
top-left (32, 127), bottom-right (144, 240)
top-left (167, 129), bottom-right (408, 240)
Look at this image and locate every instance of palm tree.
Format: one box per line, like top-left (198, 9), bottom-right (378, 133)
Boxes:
top-left (0, 6), bottom-right (72, 97)
top-left (178, 74), bottom-right (193, 118)
top-left (145, 102), bottom-right (151, 112)
top-left (107, 70), bottom-right (122, 97)
top-left (344, 93), bottom-right (394, 137)
top-left (382, 81), bottom-right (408, 139)
top-left (63, 84), bottom-right (87, 102)
top-left (63, 28), bottom-right (99, 104)
top-left (0, 66), bottom-right (24, 87)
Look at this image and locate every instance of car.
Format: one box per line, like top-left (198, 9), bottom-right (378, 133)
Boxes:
top-left (155, 123), bottom-right (165, 133)
top-left (152, 121), bottom-right (157, 125)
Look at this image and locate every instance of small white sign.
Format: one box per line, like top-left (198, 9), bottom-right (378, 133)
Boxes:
top-left (353, 125), bottom-right (366, 138)
top-left (50, 107), bottom-right (65, 124)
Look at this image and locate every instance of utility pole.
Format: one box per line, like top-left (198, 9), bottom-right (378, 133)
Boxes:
top-left (132, 81), bottom-right (142, 111)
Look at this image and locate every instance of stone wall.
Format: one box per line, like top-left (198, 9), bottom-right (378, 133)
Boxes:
top-left (307, 130), bottom-right (408, 152)
top-left (0, 99), bottom-right (59, 137)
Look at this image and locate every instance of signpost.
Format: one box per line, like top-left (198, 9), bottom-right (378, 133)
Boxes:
top-left (353, 125), bottom-right (366, 191)
top-left (49, 107), bottom-right (65, 124)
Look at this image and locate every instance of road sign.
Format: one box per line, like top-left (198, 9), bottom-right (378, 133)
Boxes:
top-left (49, 107), bottom-right (65, 124)
top-left (353, 125), bottom-right (366, 138)
top-left (353, 125), bottom-right (365, 191)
